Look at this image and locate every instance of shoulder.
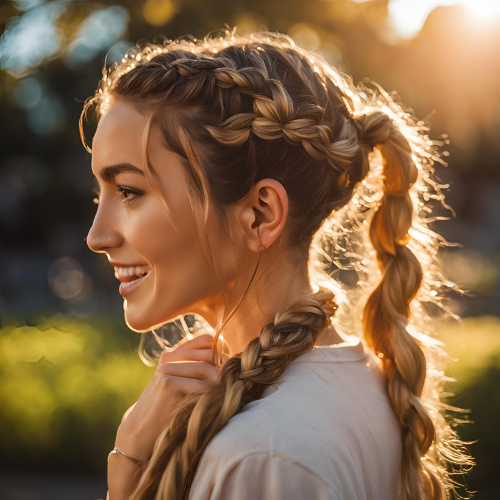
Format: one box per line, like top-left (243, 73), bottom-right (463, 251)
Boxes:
top-left (188, 391), bottom-right (366, 499)
top-left (194, 354), bottom-right (385, 468)
top-left (189, 350), bottom-right (403, 499)
top-left (189, 450), bottom-right (332, 500)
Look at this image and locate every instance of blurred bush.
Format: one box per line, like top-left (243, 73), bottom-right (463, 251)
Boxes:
top-left (438, 316), bottom-right (500, 499)
top-left (0, 314), bottom-right (154, 474)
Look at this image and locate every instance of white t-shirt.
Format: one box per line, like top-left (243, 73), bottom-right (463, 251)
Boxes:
top-left (188, 334), bottom-right (403, 500)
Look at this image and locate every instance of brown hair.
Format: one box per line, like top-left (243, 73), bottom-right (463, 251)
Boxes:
top-left (80, 28), bottom-right (474, 499)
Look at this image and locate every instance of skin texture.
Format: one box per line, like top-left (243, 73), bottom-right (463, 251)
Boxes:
top-left (88, 101), bottom-right (344, 498)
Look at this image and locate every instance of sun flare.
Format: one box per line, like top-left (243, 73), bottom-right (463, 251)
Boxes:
top-left (389, 0), bottom-right (500, 38)
top-left (462, 0), bottom-right (500, 19)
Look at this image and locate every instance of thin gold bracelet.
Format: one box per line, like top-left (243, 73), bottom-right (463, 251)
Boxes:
top-left (109, 446), bottom-right (150, 466)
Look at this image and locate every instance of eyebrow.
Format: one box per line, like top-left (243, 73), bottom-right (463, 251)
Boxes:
top-left (97, 162), bottom-right (146, 182)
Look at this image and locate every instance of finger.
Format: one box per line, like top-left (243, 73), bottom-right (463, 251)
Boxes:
top-left (156, 374), bottom-right (217, 396)
top-left (156, 361), bottom-right (219, 382)
top-left (160, 348), bottom-right (215, 365)
top-left (176, 332), bottom-right (226, 352)
top-left (159, 335), bottom-right (217, 362)
top-left (176, 334), bottom-right (215, 351)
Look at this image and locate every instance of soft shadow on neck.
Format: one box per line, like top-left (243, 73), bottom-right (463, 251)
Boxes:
top-left (193, 241), bottom-right (344, 356)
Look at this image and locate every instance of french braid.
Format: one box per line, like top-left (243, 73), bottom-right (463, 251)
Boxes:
top-left (80, 29), bottom-right (474, 500)
top-left (188, 60), bottom-right (360, 173)
top-left (113, 54), bottom-right (361, 182)
top-left (129, 289), bottom-right (337, 499)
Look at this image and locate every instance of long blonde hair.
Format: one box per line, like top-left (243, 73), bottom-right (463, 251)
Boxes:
top-left (80, 27), bottom-right (474, 499)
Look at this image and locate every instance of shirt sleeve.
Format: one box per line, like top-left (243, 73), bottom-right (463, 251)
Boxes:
top-left (214, 452), bottom-right (331, 500)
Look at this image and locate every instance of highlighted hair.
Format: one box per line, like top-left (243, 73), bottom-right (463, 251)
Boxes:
top-left (80, 28), bottom-right (474, 499)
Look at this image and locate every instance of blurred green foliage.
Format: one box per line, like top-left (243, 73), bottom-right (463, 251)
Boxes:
top-left (0, 314), bottom-right (154, 474)
top-left (438, 316), bottom-right (500, 499)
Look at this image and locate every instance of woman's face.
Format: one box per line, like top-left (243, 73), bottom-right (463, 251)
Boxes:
top-left (87, 100), bottom-right (234, 331)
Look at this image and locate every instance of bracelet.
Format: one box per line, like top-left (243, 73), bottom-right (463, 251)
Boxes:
top-left (109, 446), bottom-right (150, 466)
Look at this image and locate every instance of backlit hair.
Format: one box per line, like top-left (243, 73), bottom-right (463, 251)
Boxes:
top-left (80, 27), bottom-right (474, 500)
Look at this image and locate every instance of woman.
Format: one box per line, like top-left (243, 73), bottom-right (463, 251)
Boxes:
top-left (80, 28), bottom-right (473, 499)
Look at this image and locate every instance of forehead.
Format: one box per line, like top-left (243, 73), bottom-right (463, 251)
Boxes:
top-left (92, 100), bottom-right (149, 173)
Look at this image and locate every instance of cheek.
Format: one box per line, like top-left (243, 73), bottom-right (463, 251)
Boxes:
top-left (127, 198), bottom-right (201, 269)
top-left (123, 198), bottom-right (219, 328)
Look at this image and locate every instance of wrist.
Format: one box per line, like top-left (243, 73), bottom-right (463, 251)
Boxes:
top-left (108, 448), bottom-right (145, 469)
top-left (107, 450), bottom-right (145, 499)
top-left (115, 427), bottom-right (154, 464)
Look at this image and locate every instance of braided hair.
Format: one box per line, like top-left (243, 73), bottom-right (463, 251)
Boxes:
top-left (80, 28), bottom-right (473, 500)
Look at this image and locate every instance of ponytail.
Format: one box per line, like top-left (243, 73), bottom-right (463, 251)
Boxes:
top-left (356, 111), bottom-right (471, 499)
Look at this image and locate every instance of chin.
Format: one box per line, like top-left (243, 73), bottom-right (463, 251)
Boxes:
top-left (123, 300), bottom-right (156, 333)
top-left (123, 299), bottom-right (179, 333)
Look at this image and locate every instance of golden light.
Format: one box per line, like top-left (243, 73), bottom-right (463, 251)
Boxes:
top-left (142, 0), bottom-right (177, 27)
top-left (288, 23), bottom-right (321, 51)
top-left (461, 0), bottom-right (500, 19)
top-left (388, 0), bottom-right (500, 38)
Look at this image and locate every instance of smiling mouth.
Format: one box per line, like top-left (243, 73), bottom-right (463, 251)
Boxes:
top-left (114, 265), bottom-right (151, 293)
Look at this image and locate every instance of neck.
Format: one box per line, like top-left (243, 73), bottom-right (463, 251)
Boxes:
top-left (194, 250), bottom-right (344, 356)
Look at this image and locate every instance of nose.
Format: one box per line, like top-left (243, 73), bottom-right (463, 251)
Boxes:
top-left (86, 205), bottom-right (124, 254)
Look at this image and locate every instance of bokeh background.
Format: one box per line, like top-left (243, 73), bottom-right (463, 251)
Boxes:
top-left (1, 0), bottom-right (499, 498)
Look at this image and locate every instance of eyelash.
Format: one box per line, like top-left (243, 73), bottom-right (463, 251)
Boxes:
top-left (92, 186), bottom-right (142, 205)
top-left (117, 186), bottom-right (141, 204)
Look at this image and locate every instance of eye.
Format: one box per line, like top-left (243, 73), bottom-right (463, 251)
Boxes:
top-left (117, 185), bottom-right (142, 204)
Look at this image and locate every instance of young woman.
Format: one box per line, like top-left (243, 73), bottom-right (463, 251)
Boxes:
top-left (80, 28), bottom-right (473, 500)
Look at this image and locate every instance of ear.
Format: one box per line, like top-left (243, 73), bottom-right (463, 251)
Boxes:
top-left (235, 178), bottom-right (289, 253)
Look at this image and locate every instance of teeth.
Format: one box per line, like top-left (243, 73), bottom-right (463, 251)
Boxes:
top-left (121, 278), bottom-right (142, 288)
top-left (115, 265), bottom-right (151, 278)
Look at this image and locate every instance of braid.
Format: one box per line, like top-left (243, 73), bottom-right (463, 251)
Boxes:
top-left (357, 111), bottom-right (443, 499)
top-left (120, 54), bottom-right (361, 180)
top-left (200, 63), bottom-right (360, 174)
top-left (129, 289), bottom-right (338, 499)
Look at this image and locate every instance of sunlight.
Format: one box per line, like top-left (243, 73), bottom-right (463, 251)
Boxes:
top-left (388, 0), bottom-right (500, 38)
top-left (462, 0), bottom-right (500, 19)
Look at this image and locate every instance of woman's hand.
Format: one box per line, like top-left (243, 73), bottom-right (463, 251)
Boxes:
top-left (107, 333), bottom-right (221, 500)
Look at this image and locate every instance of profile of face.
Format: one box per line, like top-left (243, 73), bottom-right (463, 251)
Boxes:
top-left (87, 101), bottom-right (288, 333)
top-left (87, 101), bottom-right (225, 331)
